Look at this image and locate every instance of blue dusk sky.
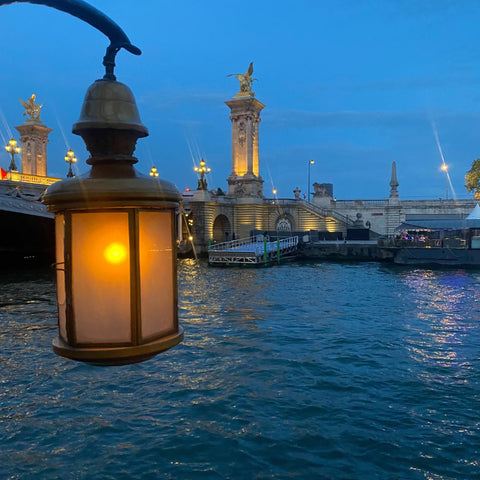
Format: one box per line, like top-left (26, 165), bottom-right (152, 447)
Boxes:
top-left (0, 0), bottom-right (480, 200)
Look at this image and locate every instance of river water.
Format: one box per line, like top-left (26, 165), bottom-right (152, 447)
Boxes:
top-left (1, 260), bottom-right (479, 479)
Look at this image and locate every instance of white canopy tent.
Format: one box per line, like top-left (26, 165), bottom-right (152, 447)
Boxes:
top-left (466, 204), bottom-right (480, 220)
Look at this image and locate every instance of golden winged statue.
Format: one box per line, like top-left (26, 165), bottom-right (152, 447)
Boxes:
top-left (227, 62), bottom-right (257, 95)
top-left (19, 94), bottom-right (43, 121)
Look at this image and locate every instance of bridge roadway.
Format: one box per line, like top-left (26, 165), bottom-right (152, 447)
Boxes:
top-left (208, 235), bottom-right (299, 266)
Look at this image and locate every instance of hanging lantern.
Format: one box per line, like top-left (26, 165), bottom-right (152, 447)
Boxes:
top-left (43, 79), bottom-right (183, 365)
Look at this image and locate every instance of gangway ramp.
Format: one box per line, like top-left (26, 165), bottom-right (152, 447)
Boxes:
top-left (208, 235), bottom-right (299, 266)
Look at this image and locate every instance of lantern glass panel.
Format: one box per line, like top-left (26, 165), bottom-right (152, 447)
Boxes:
top-left (71, 211), bottom-right (131, 344)
top-left (139, 211), bottom-right (175, 339)
top-left (55, 214), bottom-right (67, 341)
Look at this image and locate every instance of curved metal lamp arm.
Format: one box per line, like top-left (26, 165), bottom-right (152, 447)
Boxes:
top-left (0, 0), bottom-right (141, 80)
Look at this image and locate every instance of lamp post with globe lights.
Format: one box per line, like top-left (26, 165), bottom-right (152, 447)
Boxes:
top-left (194, 158), bottom-right (211, 190)
top-left (5, 138), bottom-right (20, 172)
top-left (65, 149), bottom-right (77, 178)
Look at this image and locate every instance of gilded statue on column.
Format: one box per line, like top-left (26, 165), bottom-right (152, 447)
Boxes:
top-left (228, 62), bottom-right (257, 97)
top-left (19, 94), bottom-right (43, 121)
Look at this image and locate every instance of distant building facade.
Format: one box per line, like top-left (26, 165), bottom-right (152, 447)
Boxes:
top-left (182, 83), bottom-right (477, 254)
top-left (309, 161), bottom-right (476, 237)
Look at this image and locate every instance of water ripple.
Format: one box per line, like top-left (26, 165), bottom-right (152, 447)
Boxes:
top-left (1, 261), bottom-right (479, 479)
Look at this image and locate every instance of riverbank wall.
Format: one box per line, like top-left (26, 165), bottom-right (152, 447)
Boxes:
top-left (299, 241), bottom-right (395, 262)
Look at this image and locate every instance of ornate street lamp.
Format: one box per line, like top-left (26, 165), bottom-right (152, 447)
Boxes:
top-left (19, 0), bottom-right (186, 365)
top-left (64, 149), bottom-right (77, 178)
top-left (194, 158), bottom-right (211, 190)
top-left (5, 138), bottom-right (20, 172)
top-left (149, 166), bottom-right (159, 177)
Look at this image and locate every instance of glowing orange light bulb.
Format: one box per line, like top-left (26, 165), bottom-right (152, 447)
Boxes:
top-left (104, 242), bottom-right (127, 264)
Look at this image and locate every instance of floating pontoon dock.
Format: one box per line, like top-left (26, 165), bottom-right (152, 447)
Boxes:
top-left (208, 235), bottom-right (299, 266)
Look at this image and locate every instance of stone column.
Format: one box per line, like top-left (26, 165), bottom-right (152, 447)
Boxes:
top-left (389, 161), bottom-right (399, 202)
top-left (386, 161), bottom-right (401, 237)
top-left (15, 120), bottom-right (53, 176)
top-left (225, 95), bottom-right (265, 198)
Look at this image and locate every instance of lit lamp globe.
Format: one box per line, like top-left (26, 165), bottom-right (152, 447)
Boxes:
top-left (42, 79), bottom-right (183, 365)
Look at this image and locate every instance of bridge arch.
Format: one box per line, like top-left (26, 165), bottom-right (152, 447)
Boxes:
top-left (213, 214), bottom-right (232, 242)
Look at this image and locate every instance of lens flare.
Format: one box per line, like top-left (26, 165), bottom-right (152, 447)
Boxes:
top-left (431, 121), bottom-right (456, 200)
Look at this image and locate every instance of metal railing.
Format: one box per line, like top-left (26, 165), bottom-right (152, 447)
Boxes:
top-left (208, 236), bottom-right (299, 265)
top-left (209, 235), bottom-right (261, 252)
top-left (209, 235), bottom-right (298, 254)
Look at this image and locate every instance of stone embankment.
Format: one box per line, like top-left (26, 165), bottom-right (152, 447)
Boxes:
top-left (299, 241), bottom-right (395, 262)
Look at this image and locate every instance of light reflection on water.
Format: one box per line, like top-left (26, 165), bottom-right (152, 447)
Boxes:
top-left (1, 261), bottom-right (480, 479)
top-left (403, 269), bottom-right (480, 375)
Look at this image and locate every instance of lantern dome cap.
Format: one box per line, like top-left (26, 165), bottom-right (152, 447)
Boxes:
top-left (72, 79), bottom-right (148, 137)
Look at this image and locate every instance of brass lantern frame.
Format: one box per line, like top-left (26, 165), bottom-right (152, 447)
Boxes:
top-left (45, 170), bottom-right (184, 365)
top-left (43, 78), bottom-right (184, 366)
